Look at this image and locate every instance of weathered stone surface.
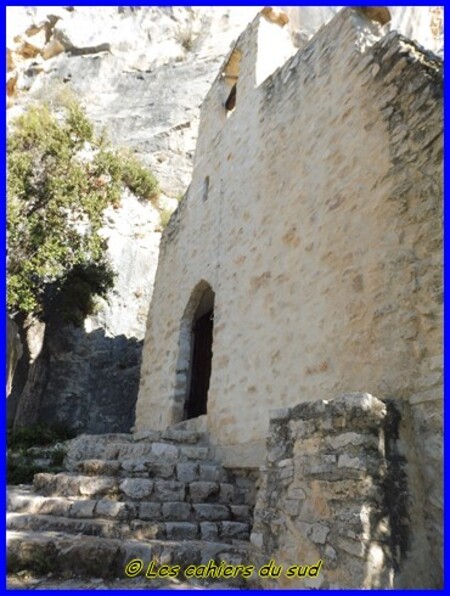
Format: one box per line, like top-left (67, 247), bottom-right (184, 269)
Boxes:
top-left (70, 500), bottom-right (96, 519)
top-left (96, 500), bottom-right (136, 521)
top-left (219, 521), bottom-right (249, 540)
top-left (162, 428), bottom-right (200, 444)
top-left (165, 522), bottom-right (198, 540)
top-left (200, 521), bottom-right (219, 541)
top-left (219, 484), bottom-right (235, 503)
top-left (161, 502), bottom-right (191, 521)
top-left (192, 504), bottom-right (229, 521)
top-left (251, 393), bottom-right (415, 588)
top-left (146, 461), bottom-right (175, 479)
top-left (180, 446), bottom-right (210, 461)
top-left (120, 458), bottom-right (149, 474)
top-left (176, 463), bottom-right (198, 483)
top-left (189, 482), bottom-right (219, 503)
top-left (77, 460), bottom-right (121, 476)
top-left (153, 480), bottom-right (185, 502)
top-left (151, 442), bottom-right (179, 460)
top-left (129, 520), bottom-right (165, 540)
top-left (119, 479), bottom-right (153, 500)
top-left (198, 464), bottom-right (226, 482)
top-left (138, 502), bottom-right (162, 521)
top-left (230, 505), bottom-right (251, 522)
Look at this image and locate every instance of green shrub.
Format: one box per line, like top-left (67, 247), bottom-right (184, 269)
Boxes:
top-left (159, 207), bottom-right (172, 230)
top-left (50, 446), bottom-right (67, 467)
top-left (7, 99), bottom-right (159, 319)
top-left (120, 151), bottom-right (159, 201)
top-left (9, 422), bottom-right (75, 450)
top-left (7, 454), bottom-right (47, 485)
top-left (7, 423), bottom-right (72, 484)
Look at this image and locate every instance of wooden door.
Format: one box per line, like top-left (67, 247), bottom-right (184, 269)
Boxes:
top-left (186, 309), bottom-right (213, 419)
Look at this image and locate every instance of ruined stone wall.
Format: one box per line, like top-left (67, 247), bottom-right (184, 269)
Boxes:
top-left (250, 393), bottom-right (438, 589)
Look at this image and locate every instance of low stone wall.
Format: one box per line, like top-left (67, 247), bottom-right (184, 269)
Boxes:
top-left (250, 393), bottom-right (431, 589)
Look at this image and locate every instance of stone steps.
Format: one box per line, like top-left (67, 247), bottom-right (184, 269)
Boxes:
top-left (70, 458), bottom-right (229, 483)
top-left (7, 513), bottom-right (250, 542)
top-left (7, 530), bottom-right (252, 581)
top-left (32, 472), bottom-right (251, 505)
top-left (7, 429), bottom-right (257, 581)
top-left (65, 432), bottom-right (211, 465)
top-left (9, 487), bottom-right (252, 524)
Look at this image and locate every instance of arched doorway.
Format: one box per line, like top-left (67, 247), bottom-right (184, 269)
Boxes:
top-left (185, 285), bottom-right (214, 419)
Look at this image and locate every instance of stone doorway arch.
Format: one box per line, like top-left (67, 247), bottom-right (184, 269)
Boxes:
top-left (174, 281), bottom-right (215, 423)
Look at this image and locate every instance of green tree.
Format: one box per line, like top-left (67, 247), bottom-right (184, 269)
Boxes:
top-left (7, 99), bottom-right (159, 319)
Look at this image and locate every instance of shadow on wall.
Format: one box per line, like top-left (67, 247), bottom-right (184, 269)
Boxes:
top-left (8, 321), bottom-right (142, 435)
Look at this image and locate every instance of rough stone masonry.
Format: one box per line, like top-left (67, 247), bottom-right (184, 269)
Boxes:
top-left (136, 7), bottom-right (442, 588)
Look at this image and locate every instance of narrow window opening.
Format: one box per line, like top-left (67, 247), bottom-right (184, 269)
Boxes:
top-left (222, 48), bottom-right (241, 115)
top-left (225, 84), bottom-right (237, 112)
top-left (202, 176), bottom-right (210, 202)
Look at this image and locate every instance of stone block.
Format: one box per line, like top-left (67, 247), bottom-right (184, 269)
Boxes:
top-left (283, 499), bottom-right (300, 516)
top-left (189, 482), bottom-right (219, 502)
top-left (79, 477), bottom-right (117, 497)
top-left (139, 502), bottom-right (162, 521)
top-left (219, 483), bottom-right (235, 503)
top-left (130, 520), bottom-right (165, 539)
top-left (119, 479), bottom-right (153, 500)
top-left (151, 442), bottom-right (179, 460)
top-left (121, 458), bottom-right (148, 474)
top-left (70, 500), bottom-right (96, 518)
top-left (230, 505), bottom-right (251, 521)
top-left (96, 500), bottom-right (135, 520)
top-left (309, 522), bottom-right (330, 544)
top-left (250, 532), bottom-right (264, 549)
top-left (198, 464), bottom-right (225, 482)
top-left (147, 461), bottom-right (175, 479)
top-left (180, 446), bottom-right (209, 460)
top-left (162, 501), bottom-right (192, 521)
top-left (162, 428), bottom-right (200, 444)
top-left (132, 430), bottom-right (161, 442)
top-left (153, 480), bottom-right (185, 502)
top-left (337, 454), bottom-right (367, 471)
top-left (38, 498), bottom-right (71, 517)
top-left (166, 522), bottom-right (198, 540)
top-left (176, 463), bottom-right (198, 483)
top-left (219, 521), bottom-right (249, 540)
top-left (192, 503), bottom-right (230, 521)
top-left (269, 408), bottom-right (291, 421)
top-left (200, 521), bottom-right (218, 541)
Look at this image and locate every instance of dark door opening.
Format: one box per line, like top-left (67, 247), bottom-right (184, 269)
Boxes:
top-left (186, 308), bottom-right (213, 419)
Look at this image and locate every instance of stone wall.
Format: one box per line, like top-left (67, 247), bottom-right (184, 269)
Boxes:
top-left (136, 7), bottom-right (442, 468)
top-left (250, 393), bottom-right (438, 588)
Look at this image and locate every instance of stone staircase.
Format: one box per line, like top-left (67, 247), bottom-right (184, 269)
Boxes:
top-left (7, 426), bottom-right (257, 585)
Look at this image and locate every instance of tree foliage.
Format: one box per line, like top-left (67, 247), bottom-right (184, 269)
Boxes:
top-left (7, 98), bottom-right (159, 318)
